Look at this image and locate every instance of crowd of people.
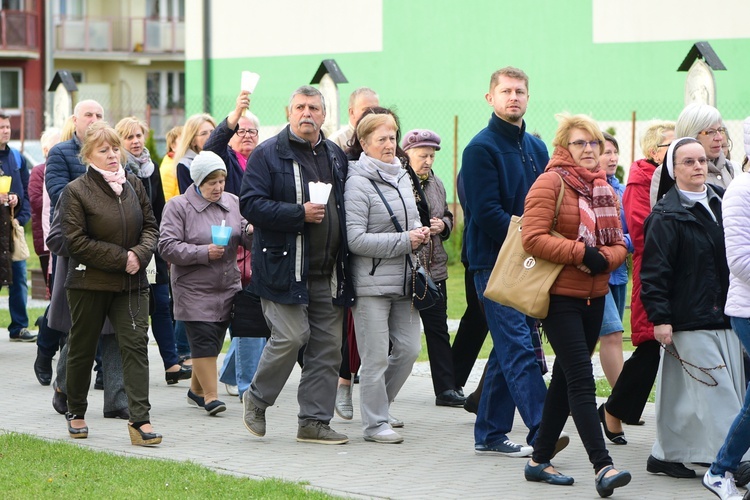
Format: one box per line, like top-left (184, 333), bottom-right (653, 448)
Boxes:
top-left (3, 63), bottom-right (750, 499)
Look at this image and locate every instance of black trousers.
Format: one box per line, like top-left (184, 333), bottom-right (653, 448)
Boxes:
top-left (532, 295), bottom-right (612, 472)
top-left (451, 262), bottom-right (488, 388)
top-left (604, 339), bottom-right (660, 424)
top-left (419, 280), bottom-right (456, 395)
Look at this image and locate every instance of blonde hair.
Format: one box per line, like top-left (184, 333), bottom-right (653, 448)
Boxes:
top-left (641, 121), bottom-right (675, 160)
top-left (114, 116), bottom-right (149, 142)
top-left (40, 127), bottom-right (62, 158)
top-left (165, 125), bottom-right (183, 153)
top-left (489, 66), bottom-right (529, 92)
top-left (356, 114), bottom-right (398, 146)
top-left (79, 122), bottom-right (121, 166)
top-left (60, 116), bottom-right (76, 142)
top-left (175, 113), bottom-right (216, 161)
top-left (552, 113), bottom-right (604, 154)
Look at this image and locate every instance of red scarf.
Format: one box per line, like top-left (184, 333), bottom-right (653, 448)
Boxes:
top-left (546, 146), bottom-right (622, 246)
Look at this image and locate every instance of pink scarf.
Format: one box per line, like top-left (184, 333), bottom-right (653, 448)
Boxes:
top-left (90, 165), bottom-right (127, 195)
top-left (546, 146), bottom-right (623, 246)
top-left (234, 150), bottom-right (248, 171)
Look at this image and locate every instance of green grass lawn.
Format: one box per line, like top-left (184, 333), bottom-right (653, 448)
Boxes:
top-left (0, 432), bottom-right (337, 499)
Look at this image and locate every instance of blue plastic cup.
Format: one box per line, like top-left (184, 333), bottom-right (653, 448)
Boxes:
top-left (211, 225), bottom-right (232, 246)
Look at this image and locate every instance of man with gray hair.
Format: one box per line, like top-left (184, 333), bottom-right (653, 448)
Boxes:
top-left (329, 87), bottom-right (379, 150)
top-left (239, 85), bottom-right (353, 444)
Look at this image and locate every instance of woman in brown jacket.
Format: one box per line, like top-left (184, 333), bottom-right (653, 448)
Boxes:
top-left (59, 122), bottom-right (161, 446)
top-left (520, 114), bottom-right (630, 497)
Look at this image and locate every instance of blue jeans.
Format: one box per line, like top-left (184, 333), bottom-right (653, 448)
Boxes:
top-left (711, 316), bottom-right (750, 475)
top-left (219, 336), bottom-right (266, 397)
top-left (174, 320), bottom-right (190, 357)
top-left (609, 283), bottom-right (627, 320)
top-left (473, 269), bottom-right (547, 447)
top-left (599, 290), bottom-right (624, 336)
top-left (150, 284), bottom-right (179, 369)
top-left (8, 259), bottom-right (28, 336)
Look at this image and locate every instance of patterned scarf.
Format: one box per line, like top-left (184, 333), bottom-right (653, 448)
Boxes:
top-left (546, 146), bottom-right (623, 246)
top-left (89, 164), bottom-right (127, 195)
top-left (125, 147), bottom-right (155, 178)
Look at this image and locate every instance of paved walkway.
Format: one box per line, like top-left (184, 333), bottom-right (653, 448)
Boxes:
top-left (0, 333), bottom-right (719, 499)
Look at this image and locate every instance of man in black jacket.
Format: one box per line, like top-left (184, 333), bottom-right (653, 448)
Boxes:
top-left (240, 85), bottom-right (353, 445)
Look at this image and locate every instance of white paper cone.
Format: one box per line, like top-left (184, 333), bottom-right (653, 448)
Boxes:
top-left (308, 181), bottom-right (333, 204)
top-left (241, 71), bottom-right (260, 93)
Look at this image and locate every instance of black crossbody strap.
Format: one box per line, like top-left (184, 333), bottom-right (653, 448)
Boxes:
top-left (369, 179), bottom-right (404, 232)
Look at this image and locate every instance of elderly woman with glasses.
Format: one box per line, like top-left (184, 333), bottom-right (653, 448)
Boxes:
top-left (521, 114), bottom-right (630, 496)
top-left (640, 137), bottom-right (745, 480)
top-left (652, 104), bottom-right (735, 205)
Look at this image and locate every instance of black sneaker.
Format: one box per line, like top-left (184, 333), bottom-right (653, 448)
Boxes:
top-left (646, 455), bottom-right (696, 478)
top-left (10, 328), bottom-right (37, 342)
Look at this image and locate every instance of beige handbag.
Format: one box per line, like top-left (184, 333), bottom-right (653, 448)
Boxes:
top-left (10, 206), bottom-right (29, 262)
top-left (484, 175), bottom-right (565, 319)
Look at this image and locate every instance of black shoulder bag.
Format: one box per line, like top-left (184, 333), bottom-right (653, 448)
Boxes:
top-left (369, 179), bottom-right (442, 311)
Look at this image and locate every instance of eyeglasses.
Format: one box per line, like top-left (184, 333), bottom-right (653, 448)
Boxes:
top-left (568, 140), bottom-right (601, 149)
top-left (236, 128), bottom-right (258, 138)
top-left (676, 158), bottom-right (708, 167)
top-left (698, 127), bottom-right (727, 137)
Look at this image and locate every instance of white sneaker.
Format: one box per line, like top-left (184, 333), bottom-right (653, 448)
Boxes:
top-left (703, 470), bottom-right (743, 500)
top-left (225, 384), bottom-right (239, 396)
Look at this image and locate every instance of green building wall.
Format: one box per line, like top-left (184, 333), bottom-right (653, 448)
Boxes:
top-left (186, 0), bottom-right (750, 189)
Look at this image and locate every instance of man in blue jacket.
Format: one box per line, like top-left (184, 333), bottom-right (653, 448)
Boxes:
top-left (460, 67), bottom-right (554, 458)
top-left (240, 85), bottom-right (353, 445)
top-left (0, 112), bottom-right (33, 342)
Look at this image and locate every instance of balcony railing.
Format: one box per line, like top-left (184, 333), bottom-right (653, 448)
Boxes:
top-left (0, 10), bottom-right (39, 52)
top-left (54, 16), bottom-right (184, 54)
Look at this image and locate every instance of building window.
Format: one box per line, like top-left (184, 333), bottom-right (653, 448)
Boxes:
top-left (147, 0), bottom-right (184, 20)
top-left (1, 0), bottom-right (24, 11)
top-left (0, 69), bottom-right (22, 109)
top-left (147, 70), bottom-right (184, 110)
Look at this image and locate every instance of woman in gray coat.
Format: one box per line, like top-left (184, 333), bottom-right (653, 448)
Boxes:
top-left (159, 151), bottom-right (250, 417)
top-left (345, 113), bottom-right (431, 444)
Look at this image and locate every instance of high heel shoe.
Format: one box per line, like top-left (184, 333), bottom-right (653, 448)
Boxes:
top-left (598, 404), bottom-right (627, 445)
top-left (128, 422), bottom-right (162, 446)
top-left (66, 413), bottom-right (88, 439)
top-left (165, 365), bottom-right (192, 385)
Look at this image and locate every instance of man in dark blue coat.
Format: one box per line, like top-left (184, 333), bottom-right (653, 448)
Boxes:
top-left (460, 67), bottom-right (554, 458)
top-left (0, 111), bottom-right (32, 342)
top-left (239, 85), bottom-right (353, 445)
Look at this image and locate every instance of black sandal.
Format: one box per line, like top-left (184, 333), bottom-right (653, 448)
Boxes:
top-left (598, 404), bottom-right (627, 445)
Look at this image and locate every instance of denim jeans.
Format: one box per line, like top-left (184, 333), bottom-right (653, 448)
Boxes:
top-left (609, 283), bottom-right (627, 320)
top-left (8, 259), bottom-right (28, 336)
top-left (36, 305), bottom-right (66, 358)
top-left (219, 337), bottom-right (267, 397)
top-left (149, 284), bottom-right (179, 369)
top-left (712, 316), bottom-right (750, 475)
top-left (473, 269), bottom-right (547, 447)
top-left (174, 320), bottom-right (190, 357)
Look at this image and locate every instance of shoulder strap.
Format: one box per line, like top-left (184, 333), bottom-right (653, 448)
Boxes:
top-left (11, 149), bottom-right (22, 170)
top-left (552, 173), bottom-right (565, 229)
top-left (369, 179), bottom-right (404, 232)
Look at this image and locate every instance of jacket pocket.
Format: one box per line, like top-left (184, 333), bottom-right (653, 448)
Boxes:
top-left (261, 244), bottom-right (291, 291)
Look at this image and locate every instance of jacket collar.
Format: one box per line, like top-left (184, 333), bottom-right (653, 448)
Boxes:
top-left (185, 184), bottom-right (231, 213)
top-left (277, 124), bottom-right (328, 160)
top-left (487, 113), bottom-right (526, 140)
top-left (658, 184), bottom-right (722, 219)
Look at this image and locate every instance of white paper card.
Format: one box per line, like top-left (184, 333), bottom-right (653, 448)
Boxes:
top-left (240, 71), bottom-right (260, 93)
top-left (308, 182), bottom-right (332, 204)
top-left (146, 255), bottom-right (157, 284)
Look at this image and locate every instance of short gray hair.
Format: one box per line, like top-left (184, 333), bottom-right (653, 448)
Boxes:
top-left (240, 111), bottom-right (260, 129)
top-left (676, 103), bottom-right (722, 138)
top-left (288, 85), bottom-right (326, 114)
top-left (348, 87), bottom-right (378, 108)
